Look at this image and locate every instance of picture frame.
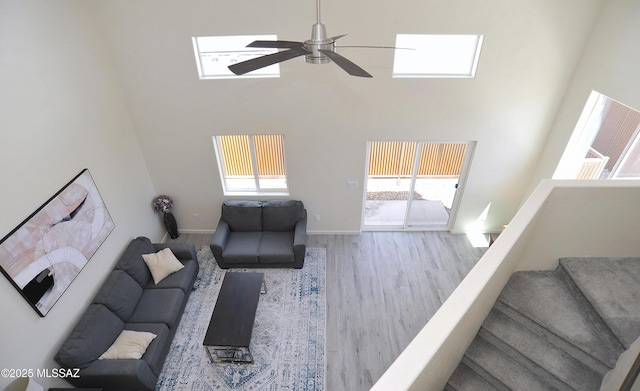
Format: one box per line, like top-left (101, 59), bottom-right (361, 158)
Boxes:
top-left (0, 169), bottom-right (115, 316)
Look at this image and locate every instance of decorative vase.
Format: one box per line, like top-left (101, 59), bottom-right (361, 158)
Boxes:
top-left (163, 212), bottom-right (179, 239)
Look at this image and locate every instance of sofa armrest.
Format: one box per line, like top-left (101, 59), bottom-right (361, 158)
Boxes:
top-left (69, 359), bottom-right (157, 391)
top-left (293, 211), bottom-right (307, 247)
top-left (153, 243), bottom-right (197, 262)
top-left (210, 219), bottom-right (231, 262)
top-left (293, 211), bottom-right (307, 266)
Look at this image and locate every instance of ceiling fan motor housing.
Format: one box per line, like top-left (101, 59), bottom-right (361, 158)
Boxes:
top-left (304, 23), bottom-right (333, 64)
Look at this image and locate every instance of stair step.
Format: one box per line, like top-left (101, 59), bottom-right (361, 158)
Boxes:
top-left (464, 336), bottom-right (560, 391)
top-left (446, 362), bottom-right (500, 391)
top-left (498, 271), bottom-right (624, 369)
top-left (482, 309), bottom-right (604, 391)
top-left (493, 301), bottom-right (612, 376)
top-left (560, 257), bottom-right (640, 349)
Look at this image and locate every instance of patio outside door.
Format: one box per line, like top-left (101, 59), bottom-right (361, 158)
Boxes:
top-left (362, 141), bottom-right (472, 230)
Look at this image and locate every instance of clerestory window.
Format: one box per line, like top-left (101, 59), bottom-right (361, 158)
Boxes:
top-left (213, 134), bottom-right (288, 195)
top-left (393, 34), bottom-right (483, 78)
top-left (192, 35), bottom-right (280, 79)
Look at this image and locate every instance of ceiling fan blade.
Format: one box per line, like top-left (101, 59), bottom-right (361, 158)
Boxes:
top-left (329, 34), bottom-right (347, 41)
top-left (337, 45), bottom-right (415, 50)
top-left (228, 47), bottom-right (308, 75)
top-left (318, 49), bottom-right (372, 78)
top-left (247, 40), bottom-right (305, 49)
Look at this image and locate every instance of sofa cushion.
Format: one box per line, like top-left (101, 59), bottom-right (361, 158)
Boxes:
top-left (115, 237), bottom-right (156, 287)
top-left (73, 354), bottom-right (158, 391)
top-left (262, 200), bottom-right (304, 231)
top-left (222, 200), bottom-right (263, 231)
top-left (55, 304), bottom-right (124, 369)
top-left (153, 243), bottom-right (198, 262)
top-left (93, 270), bottom-right (143, 321)
top-left (98, 330), bottom-right (157, 360)
top-left (129, 288), bottom-right (185, 329)
top-left (259, 231), bottom-right (295, 263)
top-left (142, 248), bottom-right (185, 284)
top-left (145, 258), bottom-right (198, 293)
top-left (124, 323), bottom-right (170, 376)
top-left (223, 232), bottom-right (262, 264)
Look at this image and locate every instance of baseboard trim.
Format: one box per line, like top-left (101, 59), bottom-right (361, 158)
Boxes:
top-left (177, 229), bottom-right (216, 234)
top-left (174, 228), bottom-right (362, 236)
top-left (306, 230), bottom-right (361, 235)
top-left (172, 229), bottom-right (481, 236)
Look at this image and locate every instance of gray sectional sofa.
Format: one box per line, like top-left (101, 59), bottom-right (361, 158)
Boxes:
top-left (54, 236), bottom-right (199, 391)
top-left (210, 200), bottom-right (307, 268)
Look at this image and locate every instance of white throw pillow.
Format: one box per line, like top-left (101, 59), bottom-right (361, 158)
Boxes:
top-left (142, 247), bottom-right (185, 284)
top-left (99, 330), bottom-right (157, 360)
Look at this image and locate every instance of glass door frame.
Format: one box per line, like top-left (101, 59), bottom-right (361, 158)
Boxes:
top-left (361, 140), bottom-right (475, 231)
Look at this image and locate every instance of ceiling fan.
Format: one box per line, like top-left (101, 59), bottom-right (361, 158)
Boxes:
top-left (228, 0), bottom-right (376, 78)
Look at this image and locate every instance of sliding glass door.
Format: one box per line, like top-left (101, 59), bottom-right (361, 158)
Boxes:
top-left (363, 141), bottom-right (472, 230)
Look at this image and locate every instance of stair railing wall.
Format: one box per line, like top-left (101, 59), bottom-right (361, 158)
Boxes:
top-left (619, 352), bottom-right (640, 391)
top-left (516, 182), bottom-right (640, 271)
top-left (600, 336), bottom-right (640, 391)
top-left (371, 180), bottom-right (640, 391)
top-left (371, 179), bottom-right (553, 391)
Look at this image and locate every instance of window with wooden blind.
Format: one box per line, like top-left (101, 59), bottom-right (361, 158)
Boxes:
top-left (213, 134), bottom-right (288, 195)
top-left (555, 91), bottom-right (640, 180)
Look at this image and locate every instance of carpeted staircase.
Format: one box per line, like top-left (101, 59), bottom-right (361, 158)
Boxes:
top-left (445, 257), bottom-right (640, 391)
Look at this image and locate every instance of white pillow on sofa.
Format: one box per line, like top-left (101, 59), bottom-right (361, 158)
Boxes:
top-left (142, 248), bottom-right (185, 284)
top-left (99, 330), bottom-right (157, 360)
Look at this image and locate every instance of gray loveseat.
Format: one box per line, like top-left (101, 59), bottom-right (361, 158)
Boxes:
top-left (54, 236), bottom-right (199, 391)
top-left (210, 200), bottom-right (307, 268)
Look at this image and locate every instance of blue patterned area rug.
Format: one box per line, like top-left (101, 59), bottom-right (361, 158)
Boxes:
top-left (155, 247), bottom-right (326, 391)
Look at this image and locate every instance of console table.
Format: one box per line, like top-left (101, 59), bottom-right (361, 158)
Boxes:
top-left (203, 272), bottom-right (264, 363)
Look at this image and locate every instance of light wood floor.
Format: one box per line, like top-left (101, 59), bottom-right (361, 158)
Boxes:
top-left (166, 231), bottom-right (486, 391)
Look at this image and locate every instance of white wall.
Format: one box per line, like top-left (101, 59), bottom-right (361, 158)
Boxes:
top-left (0, 1), bottom-right (161, 388)
top-left (529, 0), bottom-right (640, 191)
top-left (518, 183), bottom-right (640, 270)
top-left (92, 0), bottom-right (604, 234)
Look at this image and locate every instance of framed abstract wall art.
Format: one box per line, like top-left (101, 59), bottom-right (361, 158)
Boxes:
top-left (0, 169), bottom-right (115, 316)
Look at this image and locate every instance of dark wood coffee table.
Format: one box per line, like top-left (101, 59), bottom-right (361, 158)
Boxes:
top-left (203, 272), bottom-right (265, 363)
